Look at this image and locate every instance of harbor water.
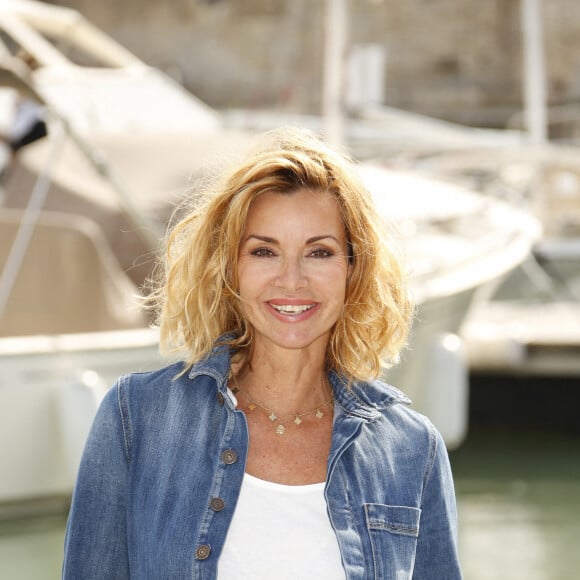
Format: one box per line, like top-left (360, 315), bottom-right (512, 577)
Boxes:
top-left (1, 375), bottom-right (578, 580)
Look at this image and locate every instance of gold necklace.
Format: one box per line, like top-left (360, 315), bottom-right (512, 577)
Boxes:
top-left (230, 373), bottom-right (334, 436)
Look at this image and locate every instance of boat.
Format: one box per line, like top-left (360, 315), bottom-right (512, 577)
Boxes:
top-left (233, 108), bottom-right (580, 379)
top-left (357, 165), bottom-right (541, 444)
top-left (0, 1), bottom-right (540, 513)
top-left (0, 0), bottom-right (250, 284)
top-left (0, 0), bottom-right (237, 512)
top-left (413, 144), bottom-right (580, 376)
top-left (0, 210), bottom-right (165, 512)
top-left (331, 109), bottom-right (580, 378)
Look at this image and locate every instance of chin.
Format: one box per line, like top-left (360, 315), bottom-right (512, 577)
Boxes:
top-left (261, 330), bottom-right (331, 353)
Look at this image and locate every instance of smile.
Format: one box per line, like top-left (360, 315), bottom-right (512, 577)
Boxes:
top-left (269, 303), bottom-right (316, 314)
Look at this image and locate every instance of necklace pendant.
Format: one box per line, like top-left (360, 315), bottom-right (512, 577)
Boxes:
top-left (268, 411), bottom-right (277, 422)
top-left (248, 403), bottom-right (257, 411)
top-left (275, 424), bottom-right (286, 436)
top-left (294, 415), bottom-right (302, 425)
top-left (315, 409), bottom-right (324, 420)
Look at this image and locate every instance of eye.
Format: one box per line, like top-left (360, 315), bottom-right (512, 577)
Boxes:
top-left (251, 247), bottom-right (276, 258)
top-left (309, 247), bottom-right (333, 259)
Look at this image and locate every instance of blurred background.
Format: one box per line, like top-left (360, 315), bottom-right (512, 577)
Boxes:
top-left (0, 1), bottom-right (578, 578)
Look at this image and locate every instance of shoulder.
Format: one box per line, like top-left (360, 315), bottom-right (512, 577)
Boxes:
top-left (102, 342), bottom-right (232, 421)
top-left (97, 361), bottom-right (223, 457)
top-left (333, 378), bottom-right (451, 500)
top-left (104, 361), bottom-right (216, 419)
top-left (352, 377), bottom-right (442, 451)
top-left (116, 361), bottom-right (188, 391)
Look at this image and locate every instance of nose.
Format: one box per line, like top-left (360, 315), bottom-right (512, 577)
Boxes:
top-left (274, 256), bottom-right (307, 291)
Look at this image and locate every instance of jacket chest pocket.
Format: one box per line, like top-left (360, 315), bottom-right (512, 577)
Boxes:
top-left (364, 503), bottom-right (421, 580)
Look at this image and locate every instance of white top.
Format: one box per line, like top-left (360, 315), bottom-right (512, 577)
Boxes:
top-left (217, 473), bottom-right (345, 580)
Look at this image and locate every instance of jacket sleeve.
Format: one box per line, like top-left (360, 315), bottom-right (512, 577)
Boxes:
top-left (62, 380), bottom-right (130, 579)
top-left (413, 426), bottom-right (463, 579)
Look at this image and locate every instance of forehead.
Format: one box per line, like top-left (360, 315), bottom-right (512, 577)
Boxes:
top-left (237, 189), bottom-right (350, 257)
top-left (245, 188), bottom-right (342, 224)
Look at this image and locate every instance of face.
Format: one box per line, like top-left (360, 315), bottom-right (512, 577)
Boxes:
top-left (237, 188), bottom-right (350, 356)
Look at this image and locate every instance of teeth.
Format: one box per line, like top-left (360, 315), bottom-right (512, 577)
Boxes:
top-left (271, 304), bottom-right (314, 314)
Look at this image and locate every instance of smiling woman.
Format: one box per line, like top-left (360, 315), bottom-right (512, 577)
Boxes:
top-left (156, 128), bottom-right (410, 380)
top-left (62, 127), bottom-right (463, 579)
top-left (237, 189), bottom-right (350, 357)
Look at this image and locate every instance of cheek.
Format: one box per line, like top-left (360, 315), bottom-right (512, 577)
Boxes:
top-left (237, 262), bottom-right (268, 299)
top-left (312, 265), bottom-right (349, 296)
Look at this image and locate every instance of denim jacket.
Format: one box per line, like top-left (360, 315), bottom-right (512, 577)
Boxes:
top-left (63, 342), bottom-right (462, 579)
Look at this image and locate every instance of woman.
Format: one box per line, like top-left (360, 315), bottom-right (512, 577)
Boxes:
top-left (62, 128), bottom-right (462, 579)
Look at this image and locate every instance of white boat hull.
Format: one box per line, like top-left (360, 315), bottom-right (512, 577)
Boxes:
top-left (0, 329), bottom-right (165, 507)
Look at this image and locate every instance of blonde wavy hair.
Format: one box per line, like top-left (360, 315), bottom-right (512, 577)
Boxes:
top-left (150, 127), bottom-right (412, 382)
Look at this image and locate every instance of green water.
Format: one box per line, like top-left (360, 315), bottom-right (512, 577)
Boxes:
top-left (0, 512), bottom-right (66, 579)
top-left (451, 430), bottom-right (580, 580)
top-left (1, 429), bottom-right (579, 580)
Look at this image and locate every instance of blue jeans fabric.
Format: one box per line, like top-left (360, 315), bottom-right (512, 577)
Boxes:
top-left (63, 342), bottom-right (462, 579)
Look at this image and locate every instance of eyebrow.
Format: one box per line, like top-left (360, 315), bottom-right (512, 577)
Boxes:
top-left (244, 234), bottom-right (341, 245)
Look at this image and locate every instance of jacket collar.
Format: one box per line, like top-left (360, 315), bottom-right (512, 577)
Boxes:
top-left (188, 339), bottom-right (232, 390)
top-left (188, 339), bottom-right (411, 420)
top-left (329, 370), bottom-right (411, 420)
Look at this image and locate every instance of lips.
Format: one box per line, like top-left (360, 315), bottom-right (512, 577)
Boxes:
top-left (269, 303), bottom-right (316, 315)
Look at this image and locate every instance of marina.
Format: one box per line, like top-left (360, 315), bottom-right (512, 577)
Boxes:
top-left (1, 2), bottom-right (579, 578)
top-left (0, 0), bottom-right (543, 516)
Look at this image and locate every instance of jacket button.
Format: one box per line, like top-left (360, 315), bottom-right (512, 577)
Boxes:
top-left (210, 497), bottom-right (225, 511)
top-left (216, 392), bottom-right (225, 406)
top-left (221, 449), bottom-right (237, 464)
top-left (195, 544), bottom-right (211, 560)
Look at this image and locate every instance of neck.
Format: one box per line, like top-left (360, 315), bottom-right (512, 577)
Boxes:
top-left (234, 341), bottom-right (331, 413)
